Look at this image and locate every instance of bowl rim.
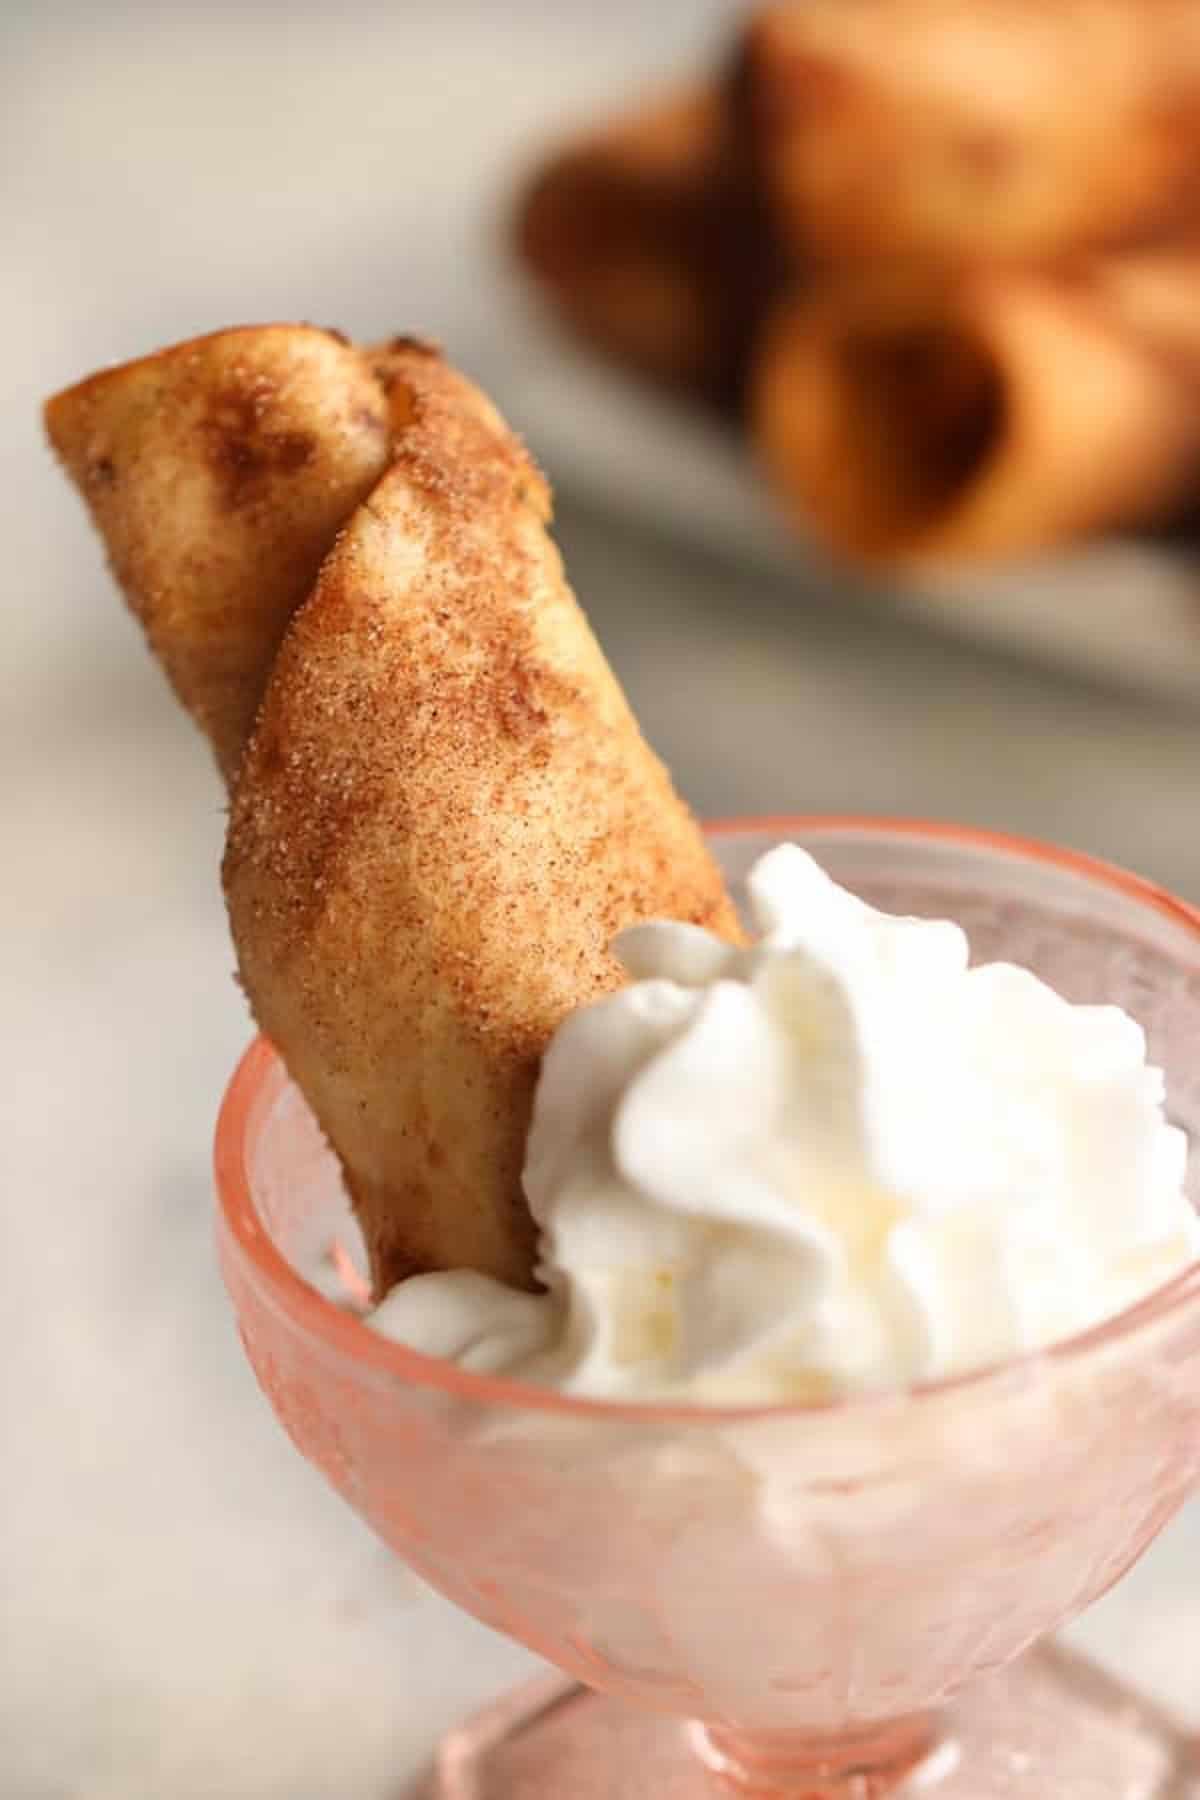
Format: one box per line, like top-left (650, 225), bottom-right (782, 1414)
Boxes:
top-left (214, 814), bottom-right (1200, 1424)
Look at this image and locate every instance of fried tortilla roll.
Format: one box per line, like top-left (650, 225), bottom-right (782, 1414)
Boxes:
top-left (751, 254), bottom-right (1200, 565)
top-left (515, 83), bottom-right (769, 402)
top-left (49, 330), bottom-right (738, 1292)
top-left (213, 340), bottom-right (739, 1293)
top-left (45, 326), bottom-right (394, 782)
top-left (741, 0), bottom-right (1200, 268)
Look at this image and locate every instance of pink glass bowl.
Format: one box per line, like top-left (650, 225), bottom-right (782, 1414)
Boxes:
top-left (214, 819), bottom-right (1200, 1795)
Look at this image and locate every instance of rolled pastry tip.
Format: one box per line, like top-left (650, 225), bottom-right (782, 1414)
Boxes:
top-left (740, 0), bottom-right (1200, 267)
top-left (217, 339), bottom-right (740, 1294)
top-left (515, 82), bottom-right (771, 404)
top-left (750, 256), bottom-right (1200, 566)
top-left (45, 325), bottom-right (395, 783)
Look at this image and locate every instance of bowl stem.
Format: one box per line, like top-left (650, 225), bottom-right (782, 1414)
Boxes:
top-left (690, 1712), bottom-right (936, 1796)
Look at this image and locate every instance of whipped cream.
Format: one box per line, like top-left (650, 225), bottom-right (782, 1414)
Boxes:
top-left (368, 848), bottom-right (1198, 1401)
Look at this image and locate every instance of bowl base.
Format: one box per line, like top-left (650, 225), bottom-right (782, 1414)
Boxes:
top-left (417, 1645), bottom-right (1197, 1797)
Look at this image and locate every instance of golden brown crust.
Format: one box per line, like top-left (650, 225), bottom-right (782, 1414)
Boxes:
top-left (44, 325), bottom-right (392, 780)
top-left (225, 342), bottom-right (739, 1291)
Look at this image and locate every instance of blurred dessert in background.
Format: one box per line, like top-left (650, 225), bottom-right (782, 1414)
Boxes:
top-left (516, 83), bottom-right (769, 404)
top-left (47, 328), bottom-right (738, 1295)
top-left (740, 0), bottom-right (1200, 268)
top-left (753, 250), bottom-right (1200, 564)
top-left (515, 0), bottom-right (1200, 571)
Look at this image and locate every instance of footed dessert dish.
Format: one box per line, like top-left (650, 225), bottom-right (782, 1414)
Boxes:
top-left (49, 332), bottom-right (1200, 1794)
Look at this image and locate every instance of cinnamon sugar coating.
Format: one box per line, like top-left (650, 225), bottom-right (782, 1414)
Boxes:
top-left (225, 343), bottom-right (738, 1290)
top-left (45, 325), bottom-right (391, 781)
top-left (48, 328), bottom-right (738, 1292)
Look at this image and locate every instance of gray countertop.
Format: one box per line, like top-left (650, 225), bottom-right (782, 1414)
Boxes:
top-left (5, 4), bottom-right (1200, 1794)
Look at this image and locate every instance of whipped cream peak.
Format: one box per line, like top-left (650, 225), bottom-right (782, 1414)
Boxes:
top-left (369, 847), bottom-right (1198, 1402)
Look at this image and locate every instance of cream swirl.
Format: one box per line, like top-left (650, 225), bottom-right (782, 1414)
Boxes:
top-left (368, 847), bottom-right (1198, 1400)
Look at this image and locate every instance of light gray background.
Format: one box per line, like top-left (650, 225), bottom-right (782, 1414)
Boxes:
top-left (5, 3), bottom-right (1200, 1794)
